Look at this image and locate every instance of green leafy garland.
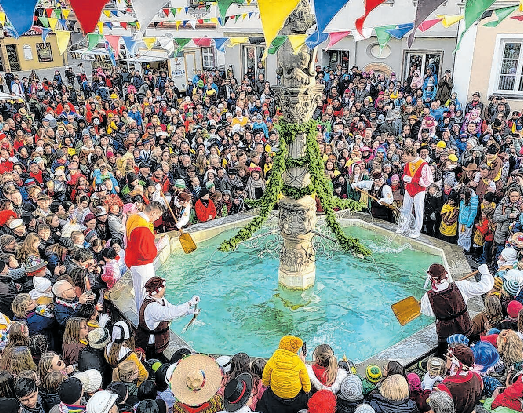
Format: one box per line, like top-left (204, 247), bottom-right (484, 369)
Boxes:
top-left (218, 120), bottom-right (370, 256)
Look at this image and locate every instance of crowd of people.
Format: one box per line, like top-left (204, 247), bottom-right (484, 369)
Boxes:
top-left (1, 55), bottom-right (523, 413)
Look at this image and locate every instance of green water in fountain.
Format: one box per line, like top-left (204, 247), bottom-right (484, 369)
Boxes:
top-left (159, 225), bottom-right (441, 361)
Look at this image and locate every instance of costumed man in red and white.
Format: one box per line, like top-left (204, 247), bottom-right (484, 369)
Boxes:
top-left (125, 201), bottom-right (164, 311)
top-left (397, 146), bottom-right (434, 238)
top-left (136, 276), bottom-right (200, 362)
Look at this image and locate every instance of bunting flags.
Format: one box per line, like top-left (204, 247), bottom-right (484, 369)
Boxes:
top-left (122, 36), bottom-right (137, 56)
top-left (374, 25), bottom-right (395, 50)
top-left (173, 38), bottom-right (191, 54)
top-left (97, 21), bottom-right (104, 34)
top-left (39, 16), bottom-right (49, 27)
top-left (193, 38), bottom-right (212, 47)
top-left (217, 0), bottom-right (243, 19)
top-left (352, 27), bottom-right (372, 41)
top-left (267, 35), bottom-right (287, 54)
top-left (48, 17), bottom-right (58, 30)
top-left (437, 14), bottom-right (463, 27)
top-left (356, 0), bottom-right (388, 35)
top-left (46, 8), bottom-right (53, 17)
top-left (69, 0), bottom-right (111, 33)
top-left (0, 13), bottom-right (5, 25)
top-left (385, 22), bottom-right (414, 39)
top-left (105, 34), bottom-right (121, 53)
top-left (214, 37), bottom-right (228, 52)
top-left (456, 0), bottom-right (496, 49)
top-left (288, 34), bottom-right (307, 54)
top-left (408, 0), bottom-right (447, 46)
top-left (306, 32), bottom-right (328, 49)
top-left (41, 28), bottom-right (50, 42)
top-left (55, 29), bottom-right (70, 54)
top-left (308, 0), bottom-right (349, 47)
top-left (484, 5), bottom-right (518, 27)
top-left (326, 31), bottom-right (350, 49)
top-left (62, 9), bottom-right (70, 19)
top-left (105, 40), bottom-right (116, 65)
top-left (143, 37), bottom-right (156, 49)
top-left (88, 33), bottom-right (103, 50)
top-left (2, 0), bottom-right (39, 37)
top-left (228, 37), bottom-right (249, 46)
top-left (511, 14), bottom-right (523, 20)
top-left (418, 18), bottom-right (441, 31)
top-left (120, 21), bottom-right (128, 29)
top-left (133, 0), bottom-right (168, 32)
top-left (257, 0), bottom-right (300, 56)
top-left (110, 10), bottom-right (118, 17)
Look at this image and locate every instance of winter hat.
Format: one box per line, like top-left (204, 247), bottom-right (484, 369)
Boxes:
top-left (88, 327), bottom-right (111, 349)
top-left (8, 219), bottom-right (24, 230)
top-left (174, 179), bottom-right (186, 189)
top-left (406, 373), bottom-right (421, 392)
top-left (84, 213), bottom-right (96, 224)
top-left (504, 279), bottom-right (521, 297)
top-left (447, 334), bottom-right (469, 346)
top-left (481, 334), bottom-right (499, 348)
top-left (74, 370), bottom-right (102, 394)
top-left (501, 247), bottom-right (518, 264)
top-left (354, 405), bottom-right (376, 413)
top-left (365, 365), bottom-right (382, 383)
top-left (508, 300), bottom-right (523, 318)
top-left (105, 382), bottom-right (127, 405)
top-left (307, 390), bottom-right (337, 413)
top-left (452, 344), bottom-right (475, 367)
top-left (33, 277), bottom-right (52, 293)
top-left (471, 341), bottom-right (500, 373)
top-left (339, 375), bottom-right (363, 401)
top-left (436, 141), bottom-right (446, 149)
top-left (25, 256), bottom-right (48, 274)
top-left (86, 390), bottom-right (118, 413)
top-left (448, 154), bottom-right (458, 162)
top-left (58, 377), bottom-right (83, 404)
top-left (278, 335), bottom-right (303, 353)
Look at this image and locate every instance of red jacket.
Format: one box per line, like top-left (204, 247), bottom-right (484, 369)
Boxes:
top-left (194, 199), bottom-right (216, 222)
top-left (492, 376), bottom-right (523, 411)
top-left (125, 214), bottom-right (157, 267)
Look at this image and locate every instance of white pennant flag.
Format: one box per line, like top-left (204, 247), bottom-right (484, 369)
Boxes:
top-left (352, 27), bottom-right (372, 42)
top-left (133, 0), bottom-right (167, 32)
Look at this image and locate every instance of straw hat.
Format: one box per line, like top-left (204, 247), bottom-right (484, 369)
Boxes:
top-left (511, 232), bottom-right (523, 249)
top-left (169, 354), bottom-right (222, 406)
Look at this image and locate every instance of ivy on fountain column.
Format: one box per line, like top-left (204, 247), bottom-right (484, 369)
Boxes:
top-left (218, 120), bottom-right (371, 256)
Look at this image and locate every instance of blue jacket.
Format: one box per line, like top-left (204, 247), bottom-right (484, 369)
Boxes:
top-left (459, 195), bottom-right (479, 227)
top-left (54, 300), bottom-right (81, 327)
top-left (129, 110), bottom-right (143, 127)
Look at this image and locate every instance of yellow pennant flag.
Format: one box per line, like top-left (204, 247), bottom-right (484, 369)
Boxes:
top-left (241, 13), bottom-right (247, 20)
top-left (227, 37), bottom-right (249, 46)
top-left (62, 9), bottom-right (70, 19)
top-left (143, 37), bottom-right (156, 49)
top-left (103, 10), bottom-right (111, 17)
top-left (436, 14), bottom-right (463, 28)
top-left (176, 21), bottom-right (181, 29)
top-left (0, 12), bottom-right (5, 24)
top-left (97, 21), bottom-right (104, 34)
top-left (48, 17), bottom-right (58, 30)
top-left (210, 17), bottom-right (219, 24)
top-left (257, 0), bottom-right (299, 54)
top-left (520, 0), bottom-right (523, 11)
top-left (288, 34), bottom-right (306, 54)
top-left (55, 30), bottom-right (71, 55)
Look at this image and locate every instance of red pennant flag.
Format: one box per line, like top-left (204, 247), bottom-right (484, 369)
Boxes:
top-left (105, 34), bottom-right (120, 53)
top-left (355, 0), bottom-right (387, 35)
top-left (197, 19), bottom-right (203, 24)
top-left (120, 21), bottom-right (128, 29)
top-left (193, 37), bottom-right (211, 47)
top-left (45, 8), bottom-right (53, 17)
top-left (418, 18), bottom-right (442, 31)
top-left (511, 14), bottom-right (523, 20)
top-left (68, 0), bottom-right (110, 33)
top-left (163, 8), bottom-right (170, 16)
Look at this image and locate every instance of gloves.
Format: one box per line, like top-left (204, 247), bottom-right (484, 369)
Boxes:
top-left (189, 296), bottom-right (200, 307)
top-left (98, 313), bottom-right (110, 328)
top-left (403, 175), bottom-right (412, 183)
top-left (478, 264), bottom-right (490, 276)
top-left (188, 307), bottom-right (201, 316)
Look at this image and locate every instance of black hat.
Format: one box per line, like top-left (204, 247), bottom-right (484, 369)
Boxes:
top-left (224, 373), bottom-right (253, 412)
top-left (58, 377), bottom-right (83, 405)
top-left (199, 188), bottom-right (209, 199)
top-left (139, 162), bottom-right (151, 169)
top-left (486, 144), bottom-right (499, 155)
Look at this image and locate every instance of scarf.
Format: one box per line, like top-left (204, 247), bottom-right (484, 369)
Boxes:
top-left (55, 297), bottom-right (80, 310)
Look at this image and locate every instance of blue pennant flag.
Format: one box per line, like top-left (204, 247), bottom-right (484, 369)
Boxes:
top-left (122, 36), bottom-right (137, 56)
top-left (105, 22), bottom-right (113, 29)
top-left (42, 28), bottom-right (50, 42)
top-left (385, 23), bottom-right (414, 39)
top-left (306, 31), bottom-right (329, 49)
top-left (58, 18), bottom-right (66, 28)
top-left (218, 17), bottom-right (223, 25)
top-left (2, 0), bottom-right (38, 37)
top-left (110, 10), bottom-right (118, 16)
top-left (214, 37), bottom-right (228, 52)
top-left (105, 41), bottom-right (116, 66)
top-left (306, 0), bottom-right (349, 50)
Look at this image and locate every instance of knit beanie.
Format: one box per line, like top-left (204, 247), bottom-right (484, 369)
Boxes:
top-left (58, 377), bottom-right (83, 405)
top-left (504, 279), bottom-right (521, 296)
top-left (508, 300), bottom-right (523, 318)
top-left (74, 370), bottom-right (102, 394)
top-left (501, 247), bottom-right (518, 264)
top-left (339, 375), bottom-right (363, 401)
top-left (365, 365), bottom-right (382, 383)
top-left (307, 390), bottom-right (336, 413)
top-left (278, 335), bottom-right (303, 353)
top-left (355, 405), bottom-right (376, 413)
top-left (447, 334), bottom-right (469, 346)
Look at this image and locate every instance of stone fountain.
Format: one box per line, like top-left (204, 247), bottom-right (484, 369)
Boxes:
top-left (274, 0), bottom-right (324, 289)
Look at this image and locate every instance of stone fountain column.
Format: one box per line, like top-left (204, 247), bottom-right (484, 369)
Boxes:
top-left (274, 0), bottom-right (324, 290)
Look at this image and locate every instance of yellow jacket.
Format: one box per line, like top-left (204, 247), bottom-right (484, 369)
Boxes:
top-left (262, 348), bottom-right (311, 398)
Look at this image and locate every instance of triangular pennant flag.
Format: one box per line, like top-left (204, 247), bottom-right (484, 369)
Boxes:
top-left (69, 0), bottom-right (111, 33)
top-left (456, 0), bottom-right (496, 49)
top-left (104, 21), bottom-right (112, 29)
top-left (55, 29), bottom-right (70, 54)
top-left (484, 5), bottom-right (518, 27)
top-left (305, 31), bottom-right (329, 48)
top-left (62, 9), bottom-right (70, 19)
top-left (59, 18), bottom-right (66, 27)
top-left (248, 12), bottom-right (253, 18)
top-left (0, 12), bottom-right (5, 25)
top-left (218, 17), bottom-right (223, 25)
top-left (182, 20), bottom-right (188, 26)
top-left (267, 35), bottom-right (286, 54)
top-left (120, 21), bottom-right (127, 29)
top-left (356, 0), bottom-right (388, 35)
top-left (374, 24), bottom-right (395, 50)
top-left (173, 37), bottom-right (191, 53)
top-left (88, 33), bottom-right (103, 50)
top-left (210, 17), bottom-right (219, 24)
top-left (408, 0), bottom-right (446, 46)
top-left (326, 31), bottom-right (350, 49)
top-left (385, 22), bottom-right (414, 39)
top-left (228, 36), bottom-right (249, 46)
top-left (352, 27), bottom-right (373, 41)
top-left (41, 28), bottom-right (50, 42)
top-left (217, 0), bottom-right (243, 19)
top-left (198, 18), bottom-right (204, 24)
top-left (184, 7), bottom-right (188, 13)
top-left (110, 10), bottom-right (118, 16)
top-left (171, 8), bottom-right (177, 17)
top-left (520, 0), bottom-right (523, 11)
top-left (105, 34), bottom-right (120, 52)
top-left (38, 16), bottom-right (49, 27)
top-left (96, 21), bottom-right (103, 33)
top-left (257, 0), bottom-right (299, 53)
top-left (234, 14), bottom-right (240, 22)
top-left (143, 37), bottom-right (156, 49)
top-left (188, 19), bottom-right (197, 28)
top-left (48, 17), bottom-right (58, 29)
top-left (177, 8), bottom-right (182, 13)
top-left (54, 9), bottom-right (61, 18)
top-left (3, 0), bottom-right (39, 37)
top-left (133, 0), bottom-right (168, 32)
top-left (163, 8), bottom-right (170, 16)
top-left (103, 10), bottom-right (111, 17)
top-left (437, 14), bottom-right (463, 28)
top-left (511, 14), bottom-right (523, 20)
top-left (46, 8), bottom-right (53, 17)
top-left (480, 9), bottom-right (494, 20)
top-left (287, 34), bottom-right (306, 54)
top-left (311, 0), bottom-right (350, 46)
top-left (214, 37), bottom-right (228, 52)
top-left (175, 21), bottom-right (181, 29)
top-left (418, 18), bottom-right (442, 31)
top-left (193, 38), bottom-right (212, 47)
top-left (122, 36), bottom-right (137, 55)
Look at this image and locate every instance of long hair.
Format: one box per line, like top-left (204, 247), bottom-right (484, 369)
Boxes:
top-left (106, 337), bottom-right (136, 368)
top-left (37, 351), bottom-right (58, 381)
top-left (312, 344), bottom-right (338, 387)
top-left (229, 352), bottom-right (250, 381)
top-left (380, 374), bottom-right (409, 401)
top-left (498, 330), bottom-right (523, 366)
top-left (6, 321), bottom-right (29, 348)
top-left (485, 295), bottom-right (503, 325)
top-left (0, 346), bottom-right (37, 375)
top-left (41, 371), bottom-right (65, 393)
top-left (16, 233), bottom-right (40, 263)
top-left (63, 317), bottom-right (87, 345)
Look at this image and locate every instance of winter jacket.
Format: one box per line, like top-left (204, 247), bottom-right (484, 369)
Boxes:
top-left (262, 349), bottom-right (311, 399)
top-left (368, 393), bottom-right (419, 413)
top-left (493, 201), bottom-right (520, 244)
top-left (63, 342), bottom-right (86, 366)
top-left (0, 275), bottom-right (18, 319)
top-left (194, 199), bottom-right (217, 223)
top-left (40, 391), bottom-right (60, 413)
top-left (54, 298), bottom-right (81, 327)
top-left (336, 397), bottom-right (364, 413)
top-left (491, 375), bottom-right (523, 411)
top-left (458, 194), bottom-right (479, 227)
top-left (306, 364), bottom-right (347, 393)
top-left (77, 346), bottom-right (112, 386)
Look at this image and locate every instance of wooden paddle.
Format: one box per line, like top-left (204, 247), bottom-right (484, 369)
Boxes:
top-left (391, 270), bottom-right (479, 326)
top-left (354, 187), bottom-right (400, 212)
top-left (159, 191), bottom-right (197, 254)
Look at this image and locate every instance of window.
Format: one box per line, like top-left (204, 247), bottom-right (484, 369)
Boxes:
top-left (36, 42), bottom-right (53, 63)
top-left (494, 40), bottom-right (523, 94)
top-left (325, 50), bottom-right (349, 69)
top-left (242, 45), bottom-right (264, 80)
top-left (403, 51), bottom-right (442, 81)
top-left (201, 47), bottom-right (214, 69)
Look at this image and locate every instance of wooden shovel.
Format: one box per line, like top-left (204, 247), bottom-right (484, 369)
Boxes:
top-left (354, 187), bottom-right (400, 213)
top-left (159, 191), bottom-right (197, 254)
top-left (391, 270), bottom-right (479, 326)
